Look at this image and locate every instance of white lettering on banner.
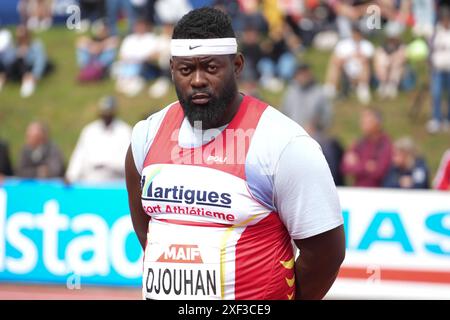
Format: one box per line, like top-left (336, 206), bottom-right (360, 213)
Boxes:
top-left (35, 200), bottom-right (69, 275)
top-left (66, 214), bottom-right (109, 277)
top-left (110, 216), bottom-right (142, 278)
top-left (5, 213), bottom-right (38, 274)
top-left (0, 193), bottom-right (143, 279)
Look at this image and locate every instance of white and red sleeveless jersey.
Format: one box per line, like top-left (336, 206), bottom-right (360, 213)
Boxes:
top-left (131, 95), bottom-right (343, 300)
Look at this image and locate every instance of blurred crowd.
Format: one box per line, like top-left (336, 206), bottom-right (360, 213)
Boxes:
top-left (1, 0), bottom-right (450, 191)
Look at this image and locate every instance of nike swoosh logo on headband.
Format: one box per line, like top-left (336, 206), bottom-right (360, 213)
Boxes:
top-left (189, 45), bottom-right (201, 50)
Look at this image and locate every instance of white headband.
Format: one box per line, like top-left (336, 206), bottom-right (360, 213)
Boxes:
top-left (170, 38), bottom-right (238, 57)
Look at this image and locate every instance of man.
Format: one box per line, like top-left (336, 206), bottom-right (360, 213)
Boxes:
top-left (113, 19), bottom-right (167, 96)
top-left (8, 25), bottom-right (50, 98)
top-left (125, 7), bottom-right (345, 300)
top-left (324, 23), bottom-right (374, 105)
top-left (282, 63), bottom-right (343, 186)
top-left (282, 63), bottom-right (332, 133)
top-left (341, 107), bottom-right (393, 187)
top-left (17, 121), bottom-right (65, 179)
top-left (66, 95), bottom-right (131, 183)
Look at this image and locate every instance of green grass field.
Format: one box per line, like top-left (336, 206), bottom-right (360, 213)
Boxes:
top-left (0, 26), bottom-right (448, 179)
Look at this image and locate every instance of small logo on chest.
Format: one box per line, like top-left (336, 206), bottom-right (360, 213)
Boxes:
top-left (206, 155), bottom-right (227, 163)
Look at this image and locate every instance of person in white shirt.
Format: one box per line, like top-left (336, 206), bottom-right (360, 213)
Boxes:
top-left (66, 96), bottom-right (132, 184)
top-left (112, 19), bottom-right (161, 96)
top-left (324, 24), bottom-right (374, 105)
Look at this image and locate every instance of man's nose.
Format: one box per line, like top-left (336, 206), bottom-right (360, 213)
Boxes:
top-left (191, 69), bottom-right (208, 88)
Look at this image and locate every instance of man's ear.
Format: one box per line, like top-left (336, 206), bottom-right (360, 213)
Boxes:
top-left (234, 53), bottom-right (244, 77)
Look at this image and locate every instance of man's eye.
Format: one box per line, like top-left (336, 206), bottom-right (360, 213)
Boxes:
top-left (180, 67), bottom-right (191, 74)
top-left (207, 65), bottom-right (217, 72)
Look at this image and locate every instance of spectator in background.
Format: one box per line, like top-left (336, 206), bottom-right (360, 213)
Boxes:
top-left (238, 23), bottom-right (264, 97)
top-left (147, 23), bottom-right (172, 98)
top-left (426, 6), bottom-right (450, 134)
top-left (374, 23), bottom-right (407, 99)
top-left (258, 21), bottom-right (301, 92)
top-left (411, 0), bottom-right (436, 37)
top-left (66, 96), bottom-right (132, 184)
top-left (7, 25), bottom-right (51, 98)
top-left (383, 136), bottom-right (429, 189)
top-left (112, 19), bottom-right (162, 96)
top-left (18, 0), bottom-right (53, 31)
top-left (433, 147), bottom-right (450, 190)
top-left (17, 121), bottom-right (65, 179)
top-left (76, 22), bottom-right (119, 82)
top-left (324, 24), bottom-right (374, 104)
top-left (327, 0), bottom-right (374, 39)
top-left (0, 139), bottom-right (13, 182)
top-left (341, 107), bottom-right (393, 187)
top-left (0, 28), bottom-right (15, 92)
top-left (236, 0), bottom-right (269, 34)
top-left (281, 63), bottom-right (333, 133)
top-left (106, 0), bottom-right (136, 36)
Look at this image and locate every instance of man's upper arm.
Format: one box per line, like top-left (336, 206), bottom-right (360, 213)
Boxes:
top-left (274, 136), bottom-right (343, 240)
top-left (125, 145), bottom-right (149, 249)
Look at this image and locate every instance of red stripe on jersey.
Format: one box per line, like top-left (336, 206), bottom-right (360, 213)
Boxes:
top-left (234, 212), bottom-right (295, 300)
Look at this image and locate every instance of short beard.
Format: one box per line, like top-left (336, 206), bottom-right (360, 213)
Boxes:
top-left (175, 79), bottom-right (237, 130)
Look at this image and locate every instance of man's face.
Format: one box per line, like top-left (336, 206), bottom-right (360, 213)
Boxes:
top-left (171, 54), bottom-right (240, 129)
top-left (100, 112), bottom-right (115, 127)
top-left (393, 148), bottom-right (409, 168)
top-left (134, 21), bottom-right (149, 35)
top-left (295, 69), bottom-right (312, 87)
top-left (351, 30), bottom-right (363, 42)
top-left (26, 124), bottom-right (45, 148)
top-left (360, 111), bottom-right (380, 136)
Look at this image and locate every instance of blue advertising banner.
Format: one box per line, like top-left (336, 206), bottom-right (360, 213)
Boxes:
top-left (0, 179), bottom-right (142, 287)
top-left (1, 181), bottom-right (449, 299)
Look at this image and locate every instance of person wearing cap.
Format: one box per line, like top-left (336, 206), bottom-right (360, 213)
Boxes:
top-left (373, 23), bottom-right (407, 99)
top-left (125, 7), bottom-right (344, 300)
top-left (66, 96), bottom-right (131, 183)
